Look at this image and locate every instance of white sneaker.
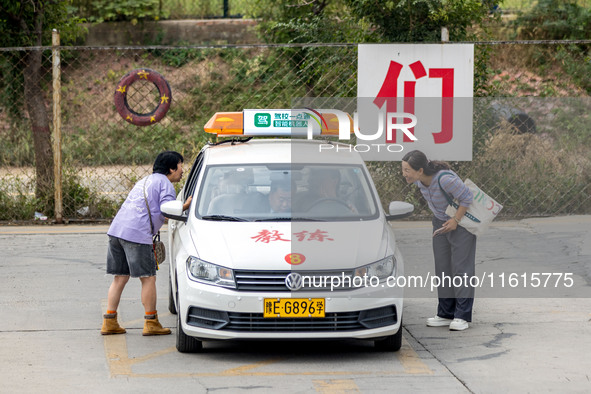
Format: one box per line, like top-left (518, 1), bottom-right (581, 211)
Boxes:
top-left (426, 316), bottom-right (453, 327)
top-left (449, 318), bottom-right (469, 331)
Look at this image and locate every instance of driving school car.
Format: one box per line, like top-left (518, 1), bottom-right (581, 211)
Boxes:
top-left (161, 109), bottom-right (414, 353)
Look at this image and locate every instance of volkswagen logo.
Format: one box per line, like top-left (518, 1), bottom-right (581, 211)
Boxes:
top-left (285, 272), bottom-right (303, 291)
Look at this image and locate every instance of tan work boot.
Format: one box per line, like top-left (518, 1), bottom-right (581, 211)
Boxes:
top-left (143, 313), bottom-right (171, 336)
top-left (101, 312), bottom-right (126, 335)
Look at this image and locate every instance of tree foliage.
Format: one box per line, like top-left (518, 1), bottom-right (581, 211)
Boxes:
top-left (0, 0), bottom-right (84, 205)
top-left (513, 0), bottom-right (591, 94)
top-left (345, 0), bottom-right (495, 42)
top-left (246, 0), bottom-right (359, 97)
top-left (247, 0), bottom-right (497, 95)
top-left (0, 0), bottom-right (83, 47)
top-left (70, 0), bottom-right (162, 23)
top-left (250, 0), bottom-right (496, 43)
top-left (514, 0), bottom-right (591, 40)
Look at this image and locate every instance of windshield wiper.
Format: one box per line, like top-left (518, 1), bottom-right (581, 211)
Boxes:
top-left (255, 217), bottom-right (326, 222)
top-left (201, 215), bottom-right (249, 222)
top-left (254, 217), bottom-right (291, 222)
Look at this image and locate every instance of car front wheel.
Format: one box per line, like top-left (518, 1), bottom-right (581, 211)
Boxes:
top-left (168, 276), bottom-right (177, 315)
top-left (374, 318), bottom-right (403, 352)
top-left (176, 301), bottom-right (203, 353)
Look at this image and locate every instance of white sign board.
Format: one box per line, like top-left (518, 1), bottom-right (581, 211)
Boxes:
top-left (357, 44), bottom-right (474, 161)
top-left (243, 109), bottom-right (322, 137)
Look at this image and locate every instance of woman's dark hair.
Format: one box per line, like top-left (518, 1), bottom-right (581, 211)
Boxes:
top-left (402, 150), bottom-right (449, 176)
top-left (153, 151), bottom-right (184, 175)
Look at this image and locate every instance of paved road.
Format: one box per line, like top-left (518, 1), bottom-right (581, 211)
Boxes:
top-left (0, 216), bottom-right (589, 393)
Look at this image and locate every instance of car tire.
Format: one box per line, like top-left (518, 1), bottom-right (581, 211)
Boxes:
top-left (168, 278), bottom-right (177, 315)
top-left (374, 319), bottom-right (403, 352)
top-left (176, 303), bottom-right (202, 353)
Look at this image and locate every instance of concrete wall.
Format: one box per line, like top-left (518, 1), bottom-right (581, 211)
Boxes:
top-left (84, 19), bottom-right (259, 46)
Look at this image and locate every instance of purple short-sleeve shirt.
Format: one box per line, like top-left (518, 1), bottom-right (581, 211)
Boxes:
top-left (107, 173), bottom-right (176, 244)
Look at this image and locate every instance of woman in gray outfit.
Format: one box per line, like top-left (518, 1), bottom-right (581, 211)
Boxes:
top-left (401, 150), bottom-right (476, 331)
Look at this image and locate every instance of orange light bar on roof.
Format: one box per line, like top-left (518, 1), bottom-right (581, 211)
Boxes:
top-left (204, 112), bottom-right (244, 135)
top-left (204, 109), bottom-right (354, 137)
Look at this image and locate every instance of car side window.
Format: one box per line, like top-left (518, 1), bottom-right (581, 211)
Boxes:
top-left (183, 151), bottom-right (204, 202)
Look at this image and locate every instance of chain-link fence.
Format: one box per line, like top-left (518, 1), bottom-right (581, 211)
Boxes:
top-left (0, 43), bottom-right (589, 222)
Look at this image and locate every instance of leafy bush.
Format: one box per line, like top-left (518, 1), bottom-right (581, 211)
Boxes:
top-left (514, 0), bottom-right (591, 40)
top-left (345, 0), bottom-right (498, 43)
top-left (0, 177), bottom-right (38, 221)
top-left (512, 1), bottom-right (591, 94)
top-left (554, 44), bottom-right (591, 94)
top-left (72, 0), bottom-right (162, 23)
top-left (0, 165), bottom-right (121, 222)
top-left (160, 0), bottom-right (249, 19)
top-left (61, 167), bottom-right (120, 219)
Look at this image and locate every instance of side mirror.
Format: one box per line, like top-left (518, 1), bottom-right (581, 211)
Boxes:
top-left (161, 200), bottom-right (188, 223)
top-left (385, 201), bottom-right (414, 221)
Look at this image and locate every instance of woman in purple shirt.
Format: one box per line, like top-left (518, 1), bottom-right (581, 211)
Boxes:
top-left (402, 150), bottom-right (476, 331)
top-left (101, 151), bottom-right (192, 336)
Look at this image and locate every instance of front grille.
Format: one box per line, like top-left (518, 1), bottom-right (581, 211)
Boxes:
top-left (234, 270), bottom-right (355, 291)
top-left (187, 305), bottom-right (397, 332)
top-left (226, 311), bottom-right (363, 331)
top-left (234, 270), bottom-right (287, 291)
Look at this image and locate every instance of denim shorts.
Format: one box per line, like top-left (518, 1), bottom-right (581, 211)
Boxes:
top-left (106, 236), bottom-right (156, 278)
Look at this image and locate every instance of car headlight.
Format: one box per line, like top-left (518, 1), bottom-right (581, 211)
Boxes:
top-left (186, 257), bottom-right (236, 288)
top-left (354, 255), bottom-right (396, 280)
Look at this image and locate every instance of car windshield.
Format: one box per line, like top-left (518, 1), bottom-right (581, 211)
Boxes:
top-left (196, 164), bottom-right (379, 221)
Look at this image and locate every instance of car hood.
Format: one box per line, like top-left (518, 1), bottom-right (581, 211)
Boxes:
top-left (189, 220), bottom-right (393, 270)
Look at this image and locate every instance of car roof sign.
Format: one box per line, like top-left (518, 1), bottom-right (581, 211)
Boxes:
top-left (204, 109), bottom-right (353, 137)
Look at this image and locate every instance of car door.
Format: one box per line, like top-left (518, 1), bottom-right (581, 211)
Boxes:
top-left (169, 151), bottom-right (204, 297)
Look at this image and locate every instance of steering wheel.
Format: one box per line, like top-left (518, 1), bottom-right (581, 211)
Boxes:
top-left (306, 198), bottom-right (352, 212)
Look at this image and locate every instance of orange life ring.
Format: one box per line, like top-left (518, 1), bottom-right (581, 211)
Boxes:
top-left (114, 68), bottom-right (172, 126)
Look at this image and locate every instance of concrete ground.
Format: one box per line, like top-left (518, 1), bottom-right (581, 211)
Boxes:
top-left (0, 216), bottom-right (589, 393)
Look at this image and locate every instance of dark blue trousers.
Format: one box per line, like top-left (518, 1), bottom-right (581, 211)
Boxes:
top-left (432, 217), bottom-right (477, 322)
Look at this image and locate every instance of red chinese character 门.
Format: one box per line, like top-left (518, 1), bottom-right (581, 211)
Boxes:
top-left (428, 68), bottom-right (454, 144)
top-left (251, 230), bottom-right (290, 243)
top-left (374, 60), bottom-right (455, 144)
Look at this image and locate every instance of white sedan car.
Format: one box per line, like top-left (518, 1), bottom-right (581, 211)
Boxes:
top-left (162, 112), bottom-right (413, 353)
